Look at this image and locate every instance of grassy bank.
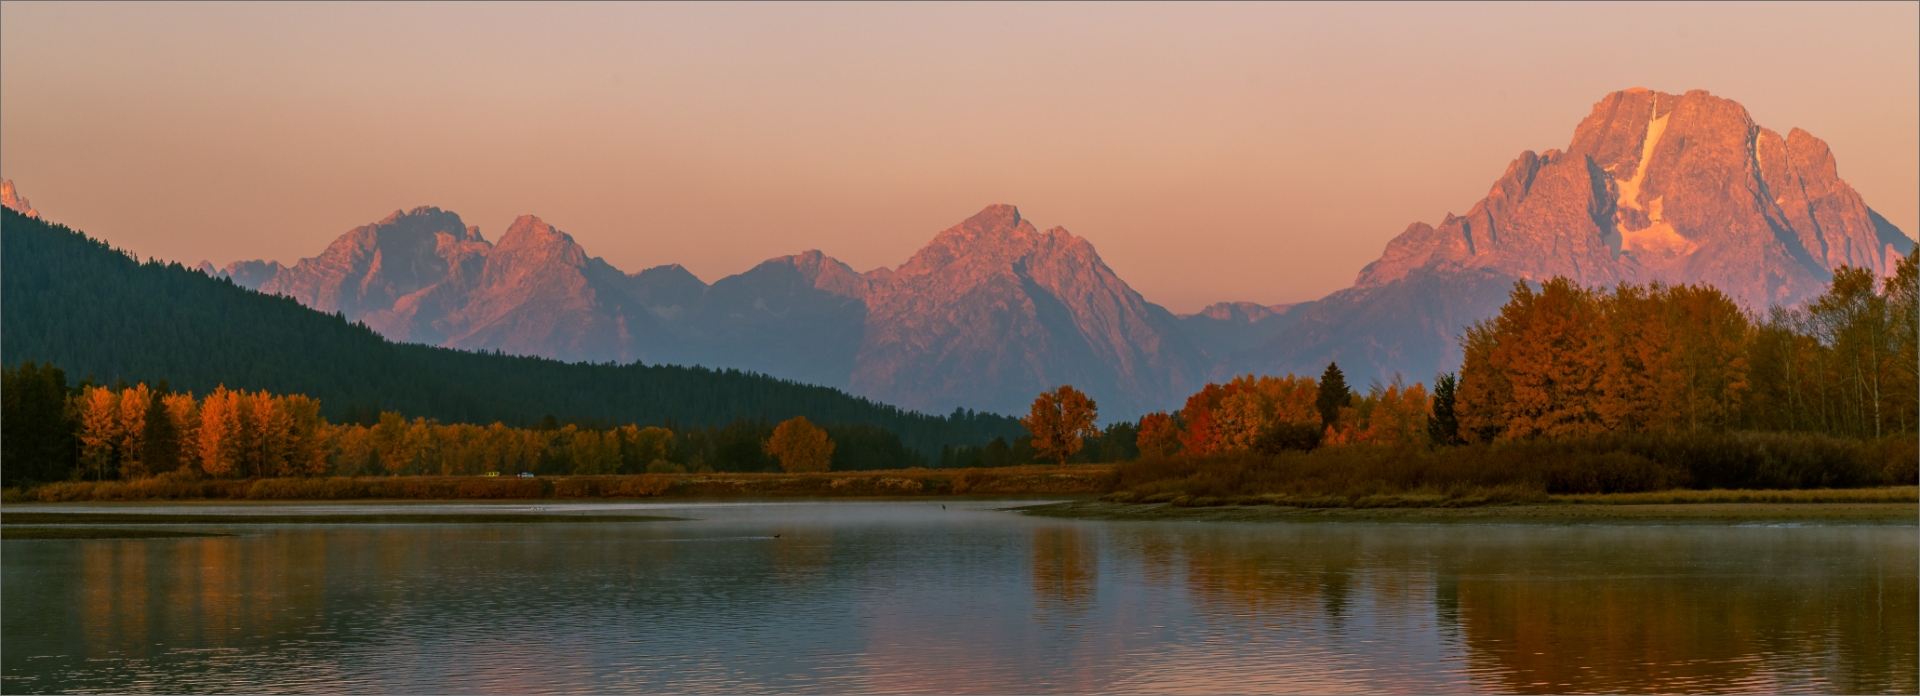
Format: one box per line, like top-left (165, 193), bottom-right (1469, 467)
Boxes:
top-left (2, 465), bottom-right (1115, 503)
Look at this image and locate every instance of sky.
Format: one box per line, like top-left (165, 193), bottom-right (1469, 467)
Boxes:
top-left (3, 2), bottom-right (1915, 313)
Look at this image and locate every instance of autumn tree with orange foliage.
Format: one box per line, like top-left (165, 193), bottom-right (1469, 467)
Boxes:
top-left (765, 416), bottom-right (835, 472)
top-left (1460, 278), bottom-right (1765, 441)
top-left (1023, 386), bottom-right (1099, 465)
top-left (1135, 412), bottom-right (1182, 458)
top-left (1363, 381), bottom-right (1431, 447)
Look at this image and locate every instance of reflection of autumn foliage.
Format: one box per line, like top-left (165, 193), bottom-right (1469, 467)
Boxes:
top-left (1030, 527), bottom-right (1097, 609)
top-left (1452, 539), bottom-right (1918, 694)
top-left (1176, 537), bottom-right (1361, 620)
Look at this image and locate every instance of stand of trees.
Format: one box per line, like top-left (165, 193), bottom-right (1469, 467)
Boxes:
top-left (1457, 261), bottom-right (1917, 442)
top-left (0, 371), bottom-right (941, 485)
top-left (1126, 257), bottom-right (1917, 473)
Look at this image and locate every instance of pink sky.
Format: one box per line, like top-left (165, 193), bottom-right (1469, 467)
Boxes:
top-left (3, 2), bottom-right (1914, 313)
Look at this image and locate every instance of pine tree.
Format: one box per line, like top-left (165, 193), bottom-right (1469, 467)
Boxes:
top-left (1428, 373), bottom-right (1462, 446)
top-left (1316, 362), bottom-right (1351, 429)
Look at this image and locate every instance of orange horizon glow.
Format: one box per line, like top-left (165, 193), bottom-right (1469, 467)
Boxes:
top-left (3, 2), bottom-right (1915, 312)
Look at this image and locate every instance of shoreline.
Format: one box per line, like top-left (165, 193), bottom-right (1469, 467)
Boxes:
top-left (0, 527), bottom-right (238, 540)
top-left (1012, 499), bottom-right (1919, 524)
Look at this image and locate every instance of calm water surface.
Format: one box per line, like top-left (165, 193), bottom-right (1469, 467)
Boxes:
top-left (3, 501), bottom-right (1913, 694)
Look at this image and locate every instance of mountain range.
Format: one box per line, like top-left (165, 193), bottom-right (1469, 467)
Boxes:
top-left (131, 88), bottom-right (1915, 417)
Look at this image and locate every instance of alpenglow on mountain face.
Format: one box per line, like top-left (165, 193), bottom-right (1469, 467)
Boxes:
top-left (213, 204), bottom-right (1206, 419)
top-left (1, 180), bottom-right (38, 219)
top-left (207, 88), bottom-right (1911, 415)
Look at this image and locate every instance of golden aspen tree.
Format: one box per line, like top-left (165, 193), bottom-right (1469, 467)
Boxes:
top-left (76, 387), bottom-right (123, 480)
top-left (1503, 278), bottom-right (1604, 438)
top-left (482, 422), bottom-right (515, 474)
top-left (1364, 383), bottom-right (1430, 447)
top-left (331, 425), bottom-right (375, 477)
top-left (1266, 375), bottom-right (1321, 428)
top-left (370, 412), bottom-right (414, 474)
top-left (1022, 386), bottom-right (1099, 465)
top-left (1664, 284), bottom-right (1751, 431)
top-left (115, 383), bottom-right (152, 478)
top-left (628, 426), bottom-right (675, 472)
top-left (1455, 321), bottom-right (1508, 442)
top-left (274, 393), bottom-right (328, 476)
top-left (1214, 387), bottom-right (1271, 452)
top-left (1595, 283), bottom-right (1674, 431)
top-left (197, 387), bottom-right (240, 477)
top-left (1134, 413), bottom-right (1182, 458)
top-left (1177, 383), bottom-right (1229, 455)
top-left (570, 428), bottom-right (621, 475)
top-left (765, 416), bottom-right (834, 472)
top-left (249, 391), bottom-right (292, 478)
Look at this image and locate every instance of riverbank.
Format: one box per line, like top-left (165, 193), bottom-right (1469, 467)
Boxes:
top-left (0, 527), bottom-right (239, 540)
top-left (4, 465), bottom-right (1116, 503)
top-left (1, 512), bottom-right (689, 525)
top-left (1014, 493), bottom-right (1919, 524)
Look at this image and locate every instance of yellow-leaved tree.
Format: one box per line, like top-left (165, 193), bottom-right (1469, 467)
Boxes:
top-left (1022, 385), bottom-right (1099, 465)
top-left (75, 386), bottom-right (124, 480)
top-left (765, 416), bottom-right (834, 472)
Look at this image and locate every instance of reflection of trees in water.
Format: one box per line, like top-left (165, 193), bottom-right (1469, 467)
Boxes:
top-left (1031, 527), bottom-right (1097, 613)
top-left (78, 534), bottom-right (337, 660)
top-left (1448, 533), bottom-right (1918, 694)
top-left (82, 542), bottom-right (148, 655)
top-left (1143, 529), bottom-right (1432, 629)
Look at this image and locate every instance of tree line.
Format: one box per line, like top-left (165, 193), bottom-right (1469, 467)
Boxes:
top-left (1107, 256), bottom-right (1917, 461)
top-left (0, 365), bottom-right (929, 485)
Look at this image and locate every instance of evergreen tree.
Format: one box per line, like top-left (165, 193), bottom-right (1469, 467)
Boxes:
top-left (1316, 362), bottom-right (1351, 428)
top-left (1, 361), bottom-right (78, 485)
top-left (139, 383), bottom-right (184, 475)
top-left (1428, 372), bottom-right (1462, 446)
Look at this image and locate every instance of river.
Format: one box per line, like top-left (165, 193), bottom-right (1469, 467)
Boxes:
top-left (3, 501), bottom-right (1913, 693)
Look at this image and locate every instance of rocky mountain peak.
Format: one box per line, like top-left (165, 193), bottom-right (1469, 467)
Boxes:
top-left (1186, 301), bottom-right (1292, 323)
top-left (898, 205), bottom-right (1042, 276)
top-left (483, 216), bottom-right (594, 287)
top-left (853, 205), bottom-right (1203, 417)
top-left (257, 206), bottom-right (479, 319)
top-left (770, 250), bottom-right (873, 299)
top-left (1350, 87), bottom-right (1911, 309)
top-left (1, 180), bottom-right (38, 218)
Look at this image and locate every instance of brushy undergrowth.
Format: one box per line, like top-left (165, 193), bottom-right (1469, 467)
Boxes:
top-left (1108, 431), bottom-right (1917, 506)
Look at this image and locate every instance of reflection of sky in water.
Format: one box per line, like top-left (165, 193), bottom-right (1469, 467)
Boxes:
top-left (3, 501), bottom-right (1913, 694)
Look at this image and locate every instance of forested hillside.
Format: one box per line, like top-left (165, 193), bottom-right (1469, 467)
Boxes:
top-left (0, 208), bottom-right (1022, 455)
